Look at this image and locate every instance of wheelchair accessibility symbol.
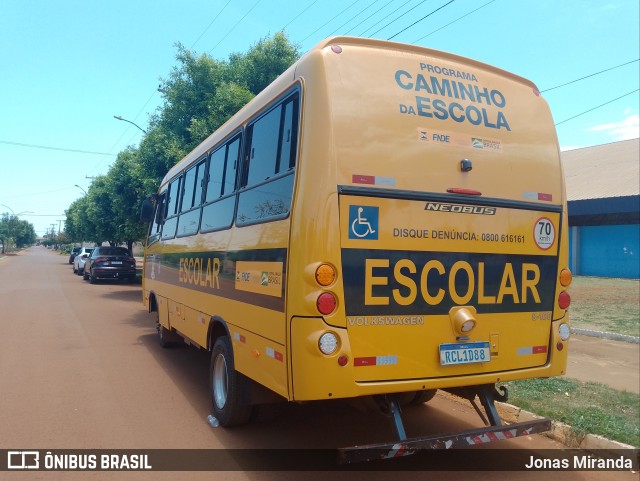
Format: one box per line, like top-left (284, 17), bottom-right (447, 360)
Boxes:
top-left (349, 205), bottom-right (379, 240)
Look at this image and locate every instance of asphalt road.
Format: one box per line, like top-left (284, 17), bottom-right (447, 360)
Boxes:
top-left (0, 248), bottom-right (635, 480)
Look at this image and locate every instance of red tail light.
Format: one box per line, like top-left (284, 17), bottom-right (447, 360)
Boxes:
top-left (558, 291), bottom-right (571, 309)
top-left (95, 257), bottom-right (108, 263)
top-left (317, 292), bottom-right (337, 315)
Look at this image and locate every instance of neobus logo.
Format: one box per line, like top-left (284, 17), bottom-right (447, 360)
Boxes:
top-left (425, 203), bottom-right (496, 215)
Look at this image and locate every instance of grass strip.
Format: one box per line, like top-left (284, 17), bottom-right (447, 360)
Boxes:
top-left (504, 377), bottom-right (639, 447)
top-left (569, 277), bottom-right (640, 337)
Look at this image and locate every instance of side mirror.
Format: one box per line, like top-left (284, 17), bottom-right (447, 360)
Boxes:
top-left (140, 199), bottom-right (155, 223)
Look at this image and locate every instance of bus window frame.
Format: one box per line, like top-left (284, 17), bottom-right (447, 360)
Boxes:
top-left (199, 130), bottom-right (243, 234)
top-left (161, 177), bottom-right (183, 241)
top-left (147, 189), bottom-right (166, 246)
top-left (235, 89), bottom-right (300, 228)
top-left (176, 157), bottom-right (207, 238)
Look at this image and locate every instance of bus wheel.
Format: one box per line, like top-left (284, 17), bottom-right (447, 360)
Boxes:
top-left (408, 389), bottom-right (437, 405)
top-left (157, 324), bottom-right (175, 348)
top-left (396, 389), bottom-right (437, 406)
top-left (210, 336), bottom-right (253, 426)
top-left (155, 311), bottom-right (177, 348)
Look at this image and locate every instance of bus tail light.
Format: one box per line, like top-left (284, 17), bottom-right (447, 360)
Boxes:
top-left (315, 264), bottom-right (336, 286)
top-left (317, 292), bottom-right (337, 315)
top-left (560, 268), bottom-right (572, 287)
top-left (558, 291), bottom-right (571, 309)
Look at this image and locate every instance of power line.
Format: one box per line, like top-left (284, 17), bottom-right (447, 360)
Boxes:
top-left (191, 0), bottom-right (233, 50)
top-left (555, 89), bottom-right (639, 126)
top-left (300, 0), bottom-right (363, 43)
top-left (328, 0), bottom-right (381, 37)
top-left (208, 0), bottom-right (263, 54)
top-left (0, 140), bottom-right (116, 156)
top-left (359, 0), bottom-right (413, 37)
top-left (91, 90), bottom-right (157, 176)
top-left (369, 0), bottom-right (430, 37)
top-left (387, 0), bottom-right (455, 40)
top-left (411, 0), bottom-right (496, 43)
top-left (0, 186), bottom-right (78, 199)
top-left (282, 0), bottom-right (321, 31)
top-left (542, 59), bottom-right (640, 93)
top-left (15, 213), bottom-right (66, 217)
top-left (345, 0), bottom-right (396, 35)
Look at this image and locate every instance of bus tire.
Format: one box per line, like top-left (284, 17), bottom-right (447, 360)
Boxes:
top-left (210, 336), bottom-right (253, 427)
top-left (408, 389), bottom-right (437, 405)
top-left (157, 324), bottom-right (175, 348)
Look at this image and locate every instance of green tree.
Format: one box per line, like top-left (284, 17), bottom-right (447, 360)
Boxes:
top-left (62, 32), bottom-right (300, 248)
top-left (227, 32), bottom-right (300, 95)
top-left (0, 214), bottom-right (36, 252)
top-left (107, 149), bottom-right (149, 253)
top-left (81, 176), bottom-right (116, 246)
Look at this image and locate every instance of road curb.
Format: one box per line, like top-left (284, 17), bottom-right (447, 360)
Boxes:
top-left (495, 401), bottom-right (636, 449)
top-left (572, 327), bottom-right (639, 344)
top-left (437, 392), bottom-right (635, 450)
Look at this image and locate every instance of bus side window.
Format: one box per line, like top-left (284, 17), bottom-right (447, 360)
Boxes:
top-left (245, 106), bottom-right (280, 185)
top-left (148, 190), bottom-right (166, 245)
top-left (206, 146), bottom-right (226, 203)
top-left (201, 135), bottom-right (241, 233)
top-left (177, 159), bottom-right (206, 237)
top-left (279, 96), bottom-right (298, 171)
top-left (224, 138), bottom-right (240, 195)
top-left (236, 92), bottom-right (299, 226)
top-left (162, 176), bottom-right (182, 240)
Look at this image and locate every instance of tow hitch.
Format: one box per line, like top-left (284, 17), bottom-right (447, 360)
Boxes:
top-left (338, 384), bottom-right (551, 464)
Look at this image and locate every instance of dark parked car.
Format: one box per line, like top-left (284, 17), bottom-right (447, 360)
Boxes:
top-left (68, 246), bottom-right (82, 264)
top-left (83, 246), bottom-right (137, 284)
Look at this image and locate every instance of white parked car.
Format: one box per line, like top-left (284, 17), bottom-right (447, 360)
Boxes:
top-left (72, 247), bottom-right (94, 275)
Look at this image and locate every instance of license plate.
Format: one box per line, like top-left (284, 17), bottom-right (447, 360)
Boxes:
top-left (439, 342), bottom-right (491, 366)
top-left (111, 261), bottom-right (123, 265)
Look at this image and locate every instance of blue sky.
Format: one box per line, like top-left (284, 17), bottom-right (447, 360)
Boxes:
top-left (1, 0), bottom-right (638, 236)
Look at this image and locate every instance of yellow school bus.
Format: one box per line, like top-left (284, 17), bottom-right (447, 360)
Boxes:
top-left (141, 36), bottom-right (572, 462)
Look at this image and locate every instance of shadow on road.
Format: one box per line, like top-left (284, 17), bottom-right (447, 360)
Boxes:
top-left (101, 287), bottom-right (143, 303)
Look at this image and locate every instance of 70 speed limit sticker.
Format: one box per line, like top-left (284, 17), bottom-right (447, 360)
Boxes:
top-left (534, 217), bottom-right (556, 250)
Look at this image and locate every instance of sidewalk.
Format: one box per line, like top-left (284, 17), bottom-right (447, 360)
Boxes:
top-left (566, 332), bottom-right (640, 393)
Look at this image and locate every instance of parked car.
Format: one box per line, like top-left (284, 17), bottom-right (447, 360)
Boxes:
top-left (83, 246), bottom-right (137, 284)
top-left (72, 247), bottom-right (94, 275)
top-left (68, 246), bottom-right (82, 264)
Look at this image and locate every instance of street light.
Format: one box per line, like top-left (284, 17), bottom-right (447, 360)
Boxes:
top-left (113, 115), bottom-right (147, 134)
top-left (75, 184), bottom-right (87, 195)
top-left (16, 211), bottom-right (33, 216)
